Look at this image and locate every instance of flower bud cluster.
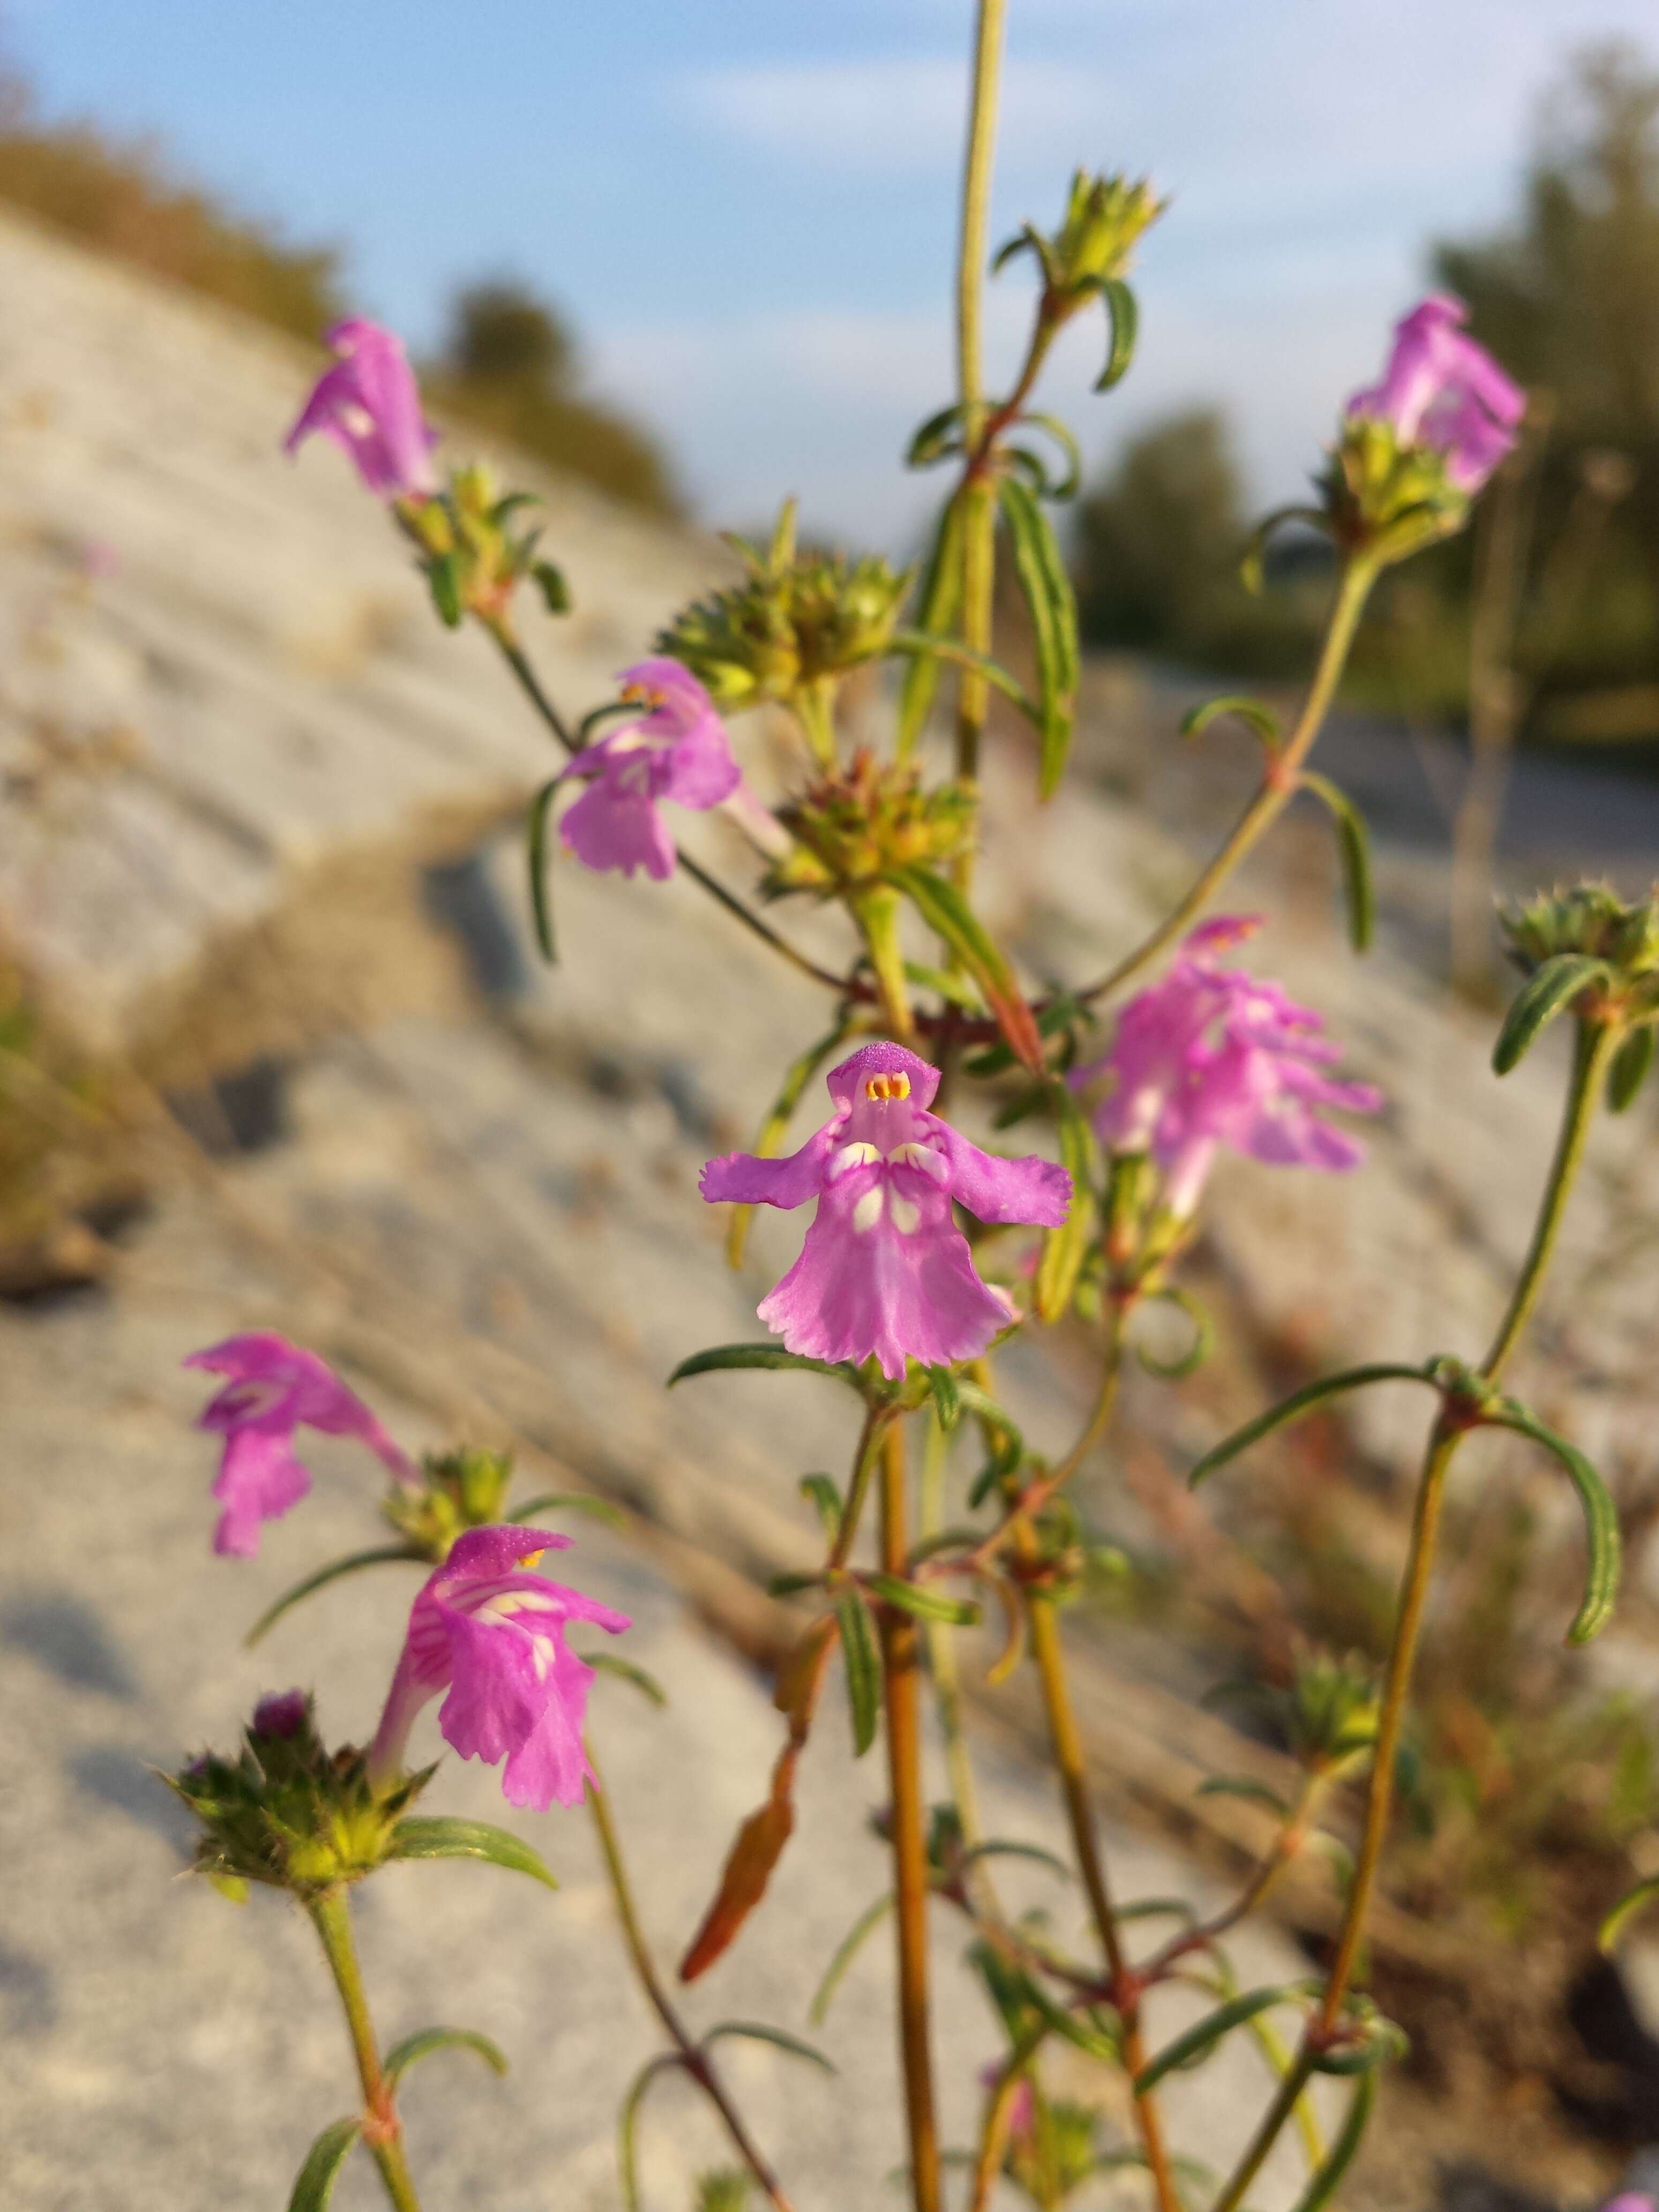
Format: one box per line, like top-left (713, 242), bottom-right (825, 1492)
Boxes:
top-left (1038, 169), bottom-right (1163, 310)
top-left (655, 502), bottom-right (910, 714)
top-left (1500, 882), bottom-right (1659, 982)
top-left (1285, 1649), bottom-right (1380, 1776)
top-left (168, 1692), bottom-right (430, 1901)
top-left (400, 463), bottom-right (569, 637)
top-left (768, 753), bottom-right (974, 895)
top-left (382, 1445), bottom-right (515, 1560)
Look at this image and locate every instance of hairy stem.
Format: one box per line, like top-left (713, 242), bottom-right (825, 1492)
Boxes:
top-left (586, 1751), bottom-right (796, 2212)
top-left (1213, 1013), bottom-right (1617, 2204)
top-left (880, 1421), bottom-right (941, 2212)
top-left (307, 1888), bottom-right (422, 2212)
top-left (1079, 554), bottom-right (1377, 1006)
top-left (952, 0), bottom-right (1007, 830)
top-left (1481, 1019), bottom-right (1618, 1381)
top-left (1023, 1591), bottom-right (1180, 2212)
top-left (921, 1408), bottom-right (986, 1854)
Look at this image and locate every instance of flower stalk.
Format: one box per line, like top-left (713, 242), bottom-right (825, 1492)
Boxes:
top-left (879, 1419), bottom-right (942, 2212)
top-left (307, 1887), bottom-right (423, 2212)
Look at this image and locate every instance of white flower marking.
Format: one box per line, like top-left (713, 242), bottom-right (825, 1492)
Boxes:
top-left (889, 1195), bottom-right (922, 1235)
top-left (853, 1185), bottom-right (885, 1234)
top-left (829, 1141), bottom-right (882, 1180)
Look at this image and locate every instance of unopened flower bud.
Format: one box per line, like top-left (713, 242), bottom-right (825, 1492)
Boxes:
top-left (771, 753), bottom-right (973, 895)
top-left (383, 1444), bottom-right (518, 1558)
top-left (1500, 881), bottom-right (1659, 981)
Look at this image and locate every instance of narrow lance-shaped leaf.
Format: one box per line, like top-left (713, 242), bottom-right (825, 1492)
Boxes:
top-left (998, 472), bottom-right (1078, 799)
top-left (287, 2118), bottom-right (361, 2212)
top-left (1133, 1284), bottom-right (1213, 1380)
top-left (244, 1545), bottom-right (422, 1649)
top-left (837, 1585), bottom-right (882, 1757)
top-left (383, 2025), bottom-right (509, 2087)
top-left (1189, 1363), bottom-right (1438, 1487)
top-left (896, 494), bottom-right (966, 757)
top-left (1609, 1024), bottom-right (1655, 1113)
top-left (810, 1893), bottom-right (894, 2023)
top-left (619, 2053), bottom-right (686, 2212)
top-left (884, 863), bottom-right (1044, 1075)
top-left (724, 1024), bottom-right (850, 1269)
top-left (1033, 1083), bottom-right (1096, 1323)
top-left (1239, 505), bottom-right (1331, 595)
top-left (1299, 771), bottom-right (1375, 953)
top-left (1094, 275), bottom-right (1138, 391)
top-left (668, 1343), bottom-right (865, 1392)
top-left (1289, 2070), bottom-right (1376, 2212)
top-left (1134, 1980), bottom-right (1319, 2093)
top-left (1492, 954), bottom-right (1610, 1074)
top-left (926, 1364), bottom-right (962, 1431)
top-left (865, 1572), bottom-right (980, 1627)
top-left (509, 1490), bottom-right (626, 1528)
top-left (1180, 694), bottom-right (1281, 760)
top-left (526, 774), bottom-right (562, 963)
top-left (1485, 1402), bottom-right (1621, 1643)
top-left (701, 2020), bottom-right (836, 2073)
top-left (1600, 1874), bottom-right (1659, 1952)
top-left (906, 402), bottom-right (969, 469)
top-left (387, 1817), bottom-right (558, 1890)
top-left (798, 1473), bottom-right (844, 1542)
top-left (1012, 410), bottom-right (1082, 500)
top-left (581, 1650), bottom-right (669, 1706)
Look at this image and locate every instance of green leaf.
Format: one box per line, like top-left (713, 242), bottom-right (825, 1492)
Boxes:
top-left (798, 1474), bottom-right (844, 1542)
top-left (810, 1894), bottom-right (894, 2023)
top-left (387, 1817), bottom-right (558, 1890)
top-left (896, 495), bottom-right (966, 757)
top-left (1133, 1285), bottom-right (1213, 1380)
top-left (1299, 772), bottom-right (1376, 953)
top-left (925, 1365), bottom-right (962, 1430)
top-left (287, 2117), bottom-right (361, 2212)
top-left (425, 552), bottom-right (462, 627)
top-left (1493, 955), bottom-right (1610, 1074)
top-left (509, 1490), bottom-right (626, 1529)
top-left (836, 1585), bottom-right (882, 1758)
top-left (998, 473), bottom-right (1078, 799)
top-left (990, 221), bottom-right (1052, 282)
top-left (1134, 1981), bottom-right (1319, 2093)
top-left (1609, 1025), bottom-right (1655, 1112)
top-left (701, 2020), bottom-right (836, 2074)
top-left (887, 629), bottom-right (1040, 720)
top-left (1600, 1873), bottom-right (1659, 1952)
top-left (1485, 1402), bottom-right (1621, 1642)
top-left (619, 2053), bottom-right (686, 2212)
top-left (668, 1343), bottom-right (863, 1391)
top-left (244, 1545), bottom-right (422, 1649)
top-left (1111, 1896), bottom-right (1197, 1926)
top-left (533, 560), bottom-right (570, 615)
top-left (906, 402), bottom-right (968, 470)
top-left (1188, 1363), bottom-right (1438, 1488)
top-left (1024, 1975), bottom-right (1120, 2063)
top-left (1239, 505), bottom-right (1330, 594)
top-left (526, 774), bottom-right (562, 963)
top-left (903, 959), bottom-right (984, 1013)
top-left (1180, 694), bottom-right (1281, 758)
top-left (1012, 410), bottom-right (1082, 501)
top-left (1195, 1776), bottom-right (1292, 1816)
top-left (1094, 275), bottom-right (1139, 391)
top-left (865, 1573), bottom-right (980, 1626)
top-left (723, 1025), bottom-right (851, 1269)
top-left (383, 2025), bottom-right (509, 2088)
top-left (582, 1650), bottom-right (669, 1706)
top-left (1033, 1083), bottom-right (1096, 1325)
top-left (883, 863), bottom-right (1043, 1075)
top-left (767, 1572), bottom-right (826, 1598)
top-left (1289, 2071), bottom-right (1376, 2212)
top-left (958, 1839), bottom-right (1072, 1881)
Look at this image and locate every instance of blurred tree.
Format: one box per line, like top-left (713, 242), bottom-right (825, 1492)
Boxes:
top-left (1432, 41), bottom-right (1659, 733)
top-left (428, 280), bottom-right (681, 518)
top-left (1073, 408), bottom-right (1320, 675)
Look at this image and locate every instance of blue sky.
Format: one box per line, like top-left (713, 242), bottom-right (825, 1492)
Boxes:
top-left (6, 1), bottom-right (1654, 544)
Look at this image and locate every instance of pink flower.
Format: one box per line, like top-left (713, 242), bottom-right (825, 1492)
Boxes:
top-left (368, 1526), bottom-right (630, 1811)
top-left (1071, 918), bottom-right (1381, 1219)
top-left (284, 317), bottom-right (438, 499)
top-left (700, 1040), bottom-right (1071, 1381)
top-left (185, 1332), bottom-right (416, 1558)
top-left (1348, 294), bottom-right (1525, 492)
top-left (559, 657), bottom-right (742, 880)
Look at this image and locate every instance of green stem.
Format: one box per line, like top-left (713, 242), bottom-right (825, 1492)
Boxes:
top-left (1481, 1019), bottom-right (1618, 1381)
top-left (1080, 554), bottom-right (1378, 1006)
top-left (952, 0), bottom-right (1007, 831)
top-left (586, 1752), bottom-right (797, 2212)
top-left (1211, 1011), bottom-right (1617, 2207)
top-left (307, 1888), bottom-right (423, 2212)
top-left (879, 1421), bottom-right (942, 2212)
top-left (791, 678), bottom-right (840, 771)
top-left (920, 1408), bottom-right (985, 1855)
top-left (854, 885), bottom-right (915, 1040)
